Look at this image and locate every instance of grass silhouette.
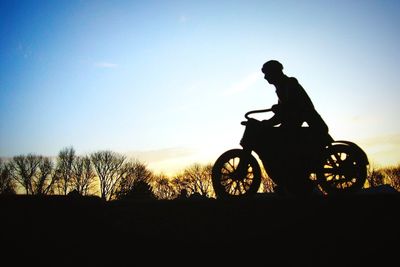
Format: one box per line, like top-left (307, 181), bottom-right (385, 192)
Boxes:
top-left (1, 192), bottom-right (399, 266)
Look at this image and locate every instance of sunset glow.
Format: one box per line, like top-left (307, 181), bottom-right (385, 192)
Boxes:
top-left (1, 0), bottom-right (399, 175)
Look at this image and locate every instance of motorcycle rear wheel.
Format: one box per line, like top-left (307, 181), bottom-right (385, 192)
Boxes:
top-left (316, 144), bottom-right (367, 194)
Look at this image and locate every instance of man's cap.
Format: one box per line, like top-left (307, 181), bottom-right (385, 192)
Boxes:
top-left (262, 60), bottom-right (283, 73)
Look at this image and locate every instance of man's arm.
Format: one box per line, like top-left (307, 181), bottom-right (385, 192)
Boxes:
top-left (261, 104), bottom-right (282, 126)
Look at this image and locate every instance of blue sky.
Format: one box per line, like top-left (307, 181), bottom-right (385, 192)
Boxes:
top-left (1, 0), bottom-right (400, 174)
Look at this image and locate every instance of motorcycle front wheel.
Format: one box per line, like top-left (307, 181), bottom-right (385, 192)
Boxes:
top-left (212, 149), bottom-right (261, 199)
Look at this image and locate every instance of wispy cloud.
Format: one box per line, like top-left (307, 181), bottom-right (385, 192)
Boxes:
top-left (94, 62), bottom-right (118, 68)
top-left (124, 147), bottom-right (198, 176)
top-left (223, 72), bottom-right (262, 96)
top-left (179, 15), bottom-right (188, 23)
top-left (360, 133), bottom-right (400, 147)
top-left (125, 147), bottom-right (196, 163)
top-left (359, 133), bottom-right (400, 167)
top-left (16, 42), bottom-right (32, 58)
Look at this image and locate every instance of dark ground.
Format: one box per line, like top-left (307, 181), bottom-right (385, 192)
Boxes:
top-left (1, 191), bottom-right (399, 266)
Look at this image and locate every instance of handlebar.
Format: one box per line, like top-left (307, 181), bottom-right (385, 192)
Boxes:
top-left (244, 108), bottom-right (272, 119)
top-left (241, 108), bottom-right (272, 125)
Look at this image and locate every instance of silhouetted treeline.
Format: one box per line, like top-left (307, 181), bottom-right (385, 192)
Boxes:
top-left (366, 164), bottom-right (400, 191)
top-left (1, 147), bottom-right (399, 199)
top-left (0, 147), bottom-right (231, 200)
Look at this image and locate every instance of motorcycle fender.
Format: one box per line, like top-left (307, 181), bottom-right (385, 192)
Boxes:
top-left (332, 140), bottom-right (369, 165)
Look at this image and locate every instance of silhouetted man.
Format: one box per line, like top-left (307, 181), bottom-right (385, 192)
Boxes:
top-left (260, 60), bottom-right (329, 196)
top-left (261, 60), bottom-right (328, 133)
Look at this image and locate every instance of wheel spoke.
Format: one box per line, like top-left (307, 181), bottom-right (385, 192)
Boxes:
top-left (228, 181), bottom-right (235, 195)
top-left (221, 174), bottom-right (233, 186)
top-left (233, 181), bottom-right (239, 195)
top-left (328, 155), bottom-right (337, 166)
top-left (242, 179), bottom-right (251, 189)
top-left (315, 145), bottom-right (367, 194)
top-left (222, 166), bottom-right (231, 174)
top-left (228, 160), bottom-right (235, 172)
top-left (238, 182), bottom-right (244, 194)
top-left (246, 168), bottom-right (254, 178)
top-left (212, 150), bottom-right (261, 198)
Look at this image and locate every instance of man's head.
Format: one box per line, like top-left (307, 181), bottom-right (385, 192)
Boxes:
top-left (262, 60), bottom-right (284, 85)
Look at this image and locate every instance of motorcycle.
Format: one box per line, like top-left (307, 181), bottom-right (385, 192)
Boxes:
top-left (211, 108), bottom-right (369, 198)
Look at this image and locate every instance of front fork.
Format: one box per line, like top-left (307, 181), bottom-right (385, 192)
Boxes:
top-left (235, 147), bottom-right (252, 179)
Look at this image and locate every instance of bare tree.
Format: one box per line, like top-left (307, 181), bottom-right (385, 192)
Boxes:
top-left (90, 151), bottom-right (126, 201)
top-left (367, 166), bottom-right (385, 188)
top-left (0, 159), bottom-right (16, 194)
top-left (152, 173), bottom-right (177, 200)
top-left (114, 159), bottom-right (153, 200)
top-left (71, 156), bottom-right (97, 196)
top-left (171, 173), bottom-right (186, 194)
top-left (33, 157), bottom-right (56, 195)
top-left (384, 164), bottom-right (400, 191)
top-left (182, 163), bottom-right (213, 198)
top-left (55, 147), bottom-right (76, 195)
top-left (260, 176), bottom-right (275, 193)
top-left (9, 154), bottom-right (42, 194)
top-left (8, 154), bottom-right (56, 195)
top-left (258, 163), bottom-right (275, 193)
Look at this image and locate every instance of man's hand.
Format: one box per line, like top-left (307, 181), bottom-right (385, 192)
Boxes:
top-left (241, 118), bottom-right (259, 126)
top-left (271, 104), bottom-right (281, 113)
top-left (261, 119), bottom-right (274, 127)
top-left (248, 118), bottom-right (260, 124)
